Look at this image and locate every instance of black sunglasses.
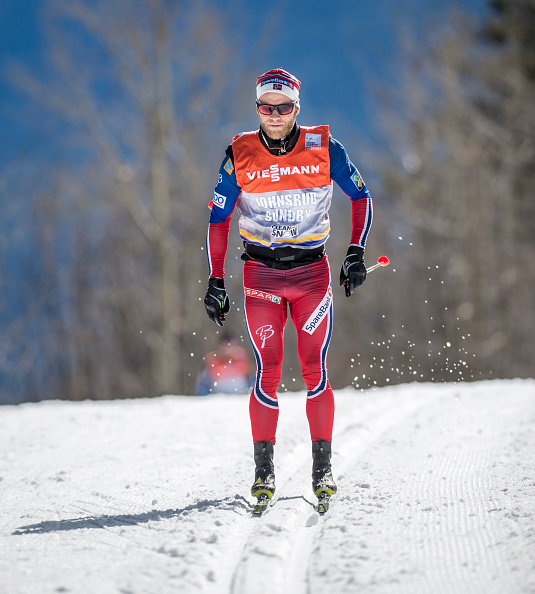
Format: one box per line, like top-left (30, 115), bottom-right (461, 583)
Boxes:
top-left (256, 101), bottom-right (295, 116)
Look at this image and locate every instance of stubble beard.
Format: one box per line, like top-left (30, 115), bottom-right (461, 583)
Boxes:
top-left (260, 116), bottom-right (296, 141)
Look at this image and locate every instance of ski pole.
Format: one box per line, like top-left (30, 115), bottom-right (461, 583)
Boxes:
top-left (366, 256), bottom-right (390, 273)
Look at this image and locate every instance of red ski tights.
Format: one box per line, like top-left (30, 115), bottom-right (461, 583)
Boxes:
top-left (244, 256), bottom-right (335, 444)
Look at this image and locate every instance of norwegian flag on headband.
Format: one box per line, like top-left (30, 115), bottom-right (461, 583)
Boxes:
top-left (256, 67), bottom-right (301, 103)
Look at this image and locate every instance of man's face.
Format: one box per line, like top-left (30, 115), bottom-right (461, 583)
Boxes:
top-left (257, 92), bottom-right (299, 140)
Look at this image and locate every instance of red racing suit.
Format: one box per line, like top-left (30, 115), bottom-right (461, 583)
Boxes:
top-left (206, 125), bottom-right (372, 444)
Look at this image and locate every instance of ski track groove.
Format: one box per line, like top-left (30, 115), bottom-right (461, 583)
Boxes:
top-left (345, 388), bottom-right (531, 594)
top-left (402, 445), bottom-right (501, 594)
top-left (225, 388), bottom-right (438, 594)
top-left (226, 463), bottom-right (317, 594)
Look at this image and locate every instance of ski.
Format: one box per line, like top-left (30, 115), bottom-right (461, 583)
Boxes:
top-left (317, 492), bottom-right (332, 514)
top-left (252, 493), bottom-right (271, 516)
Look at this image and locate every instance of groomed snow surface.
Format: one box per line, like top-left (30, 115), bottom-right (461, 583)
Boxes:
top-left (1, 379), bottom-right (534, 594)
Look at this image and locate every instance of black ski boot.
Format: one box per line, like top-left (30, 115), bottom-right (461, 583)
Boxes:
top-left (251, 441), bottom-right (276, 498)
top-left (312, 440), bottom-right (337, 499)
top-left (251, 442), bottom-right (275, 515)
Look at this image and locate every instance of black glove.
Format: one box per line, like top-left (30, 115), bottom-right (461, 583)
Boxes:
top-left (204, 277), bottom-right (230, 327)
top-left (339, 246), bottom-right (366, 297)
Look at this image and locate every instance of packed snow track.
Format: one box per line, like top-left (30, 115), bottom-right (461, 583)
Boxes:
top-left (1, 380), bottom-right (534, 593)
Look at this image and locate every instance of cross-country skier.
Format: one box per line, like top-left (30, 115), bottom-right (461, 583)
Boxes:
top-left (204, 68), bottom-right (373, 510)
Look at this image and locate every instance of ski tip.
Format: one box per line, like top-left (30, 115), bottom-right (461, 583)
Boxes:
top-left (252, 493), bottom-right (271, 516)
top-left (316, 491), bottom-right (333, 514)
top-left (317, 497), bottom-right (330, 514)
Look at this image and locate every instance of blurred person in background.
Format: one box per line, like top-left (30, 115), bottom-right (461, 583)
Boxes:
top-left (195, 331), bottom-right (252, 396)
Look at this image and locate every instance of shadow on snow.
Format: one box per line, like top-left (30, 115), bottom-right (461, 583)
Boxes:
top-left (12, 495), bottom-right (250, 535)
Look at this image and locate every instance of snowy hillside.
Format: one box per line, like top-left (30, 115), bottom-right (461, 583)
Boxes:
top-left (1, 380), bottom-right (534, 594)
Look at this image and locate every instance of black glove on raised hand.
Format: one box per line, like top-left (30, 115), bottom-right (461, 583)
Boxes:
top-left (204, 277), bottom-right (230, 327)
top-left (340, 246), bottom-right (367, 297)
